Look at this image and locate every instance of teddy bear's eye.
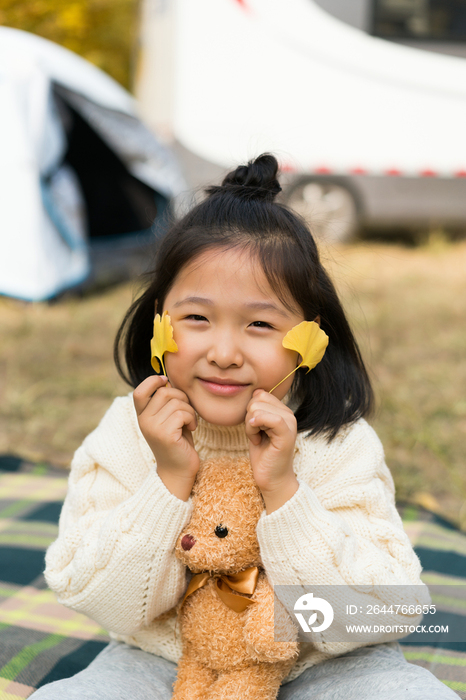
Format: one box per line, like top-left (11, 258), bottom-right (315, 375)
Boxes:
top-left (215, 525), bottom-right (228, 538)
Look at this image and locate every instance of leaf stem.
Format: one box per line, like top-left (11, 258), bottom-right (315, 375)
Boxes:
top-left (268, 363), bottom-right (303, 395)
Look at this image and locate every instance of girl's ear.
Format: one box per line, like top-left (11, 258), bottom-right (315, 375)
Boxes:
top-left (154, 298), bottom-right (158, 314)
top-left (314, 315), bottom-right (321, 326)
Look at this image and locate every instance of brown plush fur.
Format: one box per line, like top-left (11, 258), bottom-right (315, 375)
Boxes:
top-left (171, 456), bottom-right (299, 700)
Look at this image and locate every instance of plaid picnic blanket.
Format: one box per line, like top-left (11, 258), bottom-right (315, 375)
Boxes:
top-left (1, 455), bottom-right (465, 699)
top-left (0, 456), bottom-right (109, 699)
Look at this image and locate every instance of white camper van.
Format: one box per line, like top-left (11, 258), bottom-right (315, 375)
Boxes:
top-left (316, 0), bottom-right (466, 60)
top-left (136, 0), bottom-right (466, 242)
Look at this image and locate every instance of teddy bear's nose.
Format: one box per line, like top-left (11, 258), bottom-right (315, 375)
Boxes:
top-left (181, 534), bottom-right (196, 551)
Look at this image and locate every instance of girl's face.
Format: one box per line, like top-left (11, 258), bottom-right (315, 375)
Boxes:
top-left (163, 247), bottom-right (305, 426)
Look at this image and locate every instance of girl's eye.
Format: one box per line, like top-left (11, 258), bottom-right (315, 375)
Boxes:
top-left (250, 321), bottom-right (273, 328)
top-left (185, 314), bottom-right (207, 321)
top-left (184, 316), bottom-right (273, 328)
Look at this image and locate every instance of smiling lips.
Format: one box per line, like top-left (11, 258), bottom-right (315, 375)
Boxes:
top-left (198, 377), bottom-right (250, 396)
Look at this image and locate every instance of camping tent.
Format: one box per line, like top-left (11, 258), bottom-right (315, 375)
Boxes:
top-left (0, 26), bottom-right (187, 302)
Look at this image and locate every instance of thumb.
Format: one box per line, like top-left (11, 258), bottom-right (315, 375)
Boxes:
top-left (183, 425), bottom-right (196, 447)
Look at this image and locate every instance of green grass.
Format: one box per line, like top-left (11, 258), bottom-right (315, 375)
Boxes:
top-left (1, 237), bottom-right (465, 528)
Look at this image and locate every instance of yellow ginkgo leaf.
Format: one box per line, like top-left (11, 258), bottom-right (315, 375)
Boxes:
top-left (269, 321), bottom-right (329, 394)
top-left (282, 321), bottom-right (329, 372)
top-left (150, 311), bottom-right (178, 376)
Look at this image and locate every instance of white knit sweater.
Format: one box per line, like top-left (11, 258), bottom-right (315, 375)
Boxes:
top-left (44, 393), bottom-right (430, 683)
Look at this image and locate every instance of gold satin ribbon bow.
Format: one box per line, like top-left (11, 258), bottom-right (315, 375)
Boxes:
top-left (180, 566), bottom-right (260, 613)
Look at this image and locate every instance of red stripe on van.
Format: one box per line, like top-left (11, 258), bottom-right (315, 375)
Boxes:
top-left (454, 169), bottom-right (466, 178)
top-left (420, 169), bottom-right (437, 177)
top-left (385, 168), bottom-right (402, 176)
top-left (280, 163), bottom-right (297, 173)
top-left (314, 166), bottom-right (332, 174)
top-left (350, 166), bottom-right (367, 175)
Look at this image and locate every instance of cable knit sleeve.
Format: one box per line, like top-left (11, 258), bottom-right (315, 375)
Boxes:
top-left (256, 418), bottom-right (431, 655)
top-left (44, 395), bottom-right (193, 636)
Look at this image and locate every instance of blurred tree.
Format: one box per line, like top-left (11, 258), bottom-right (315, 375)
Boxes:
top-left (0, 0), bottom-right (140, 90)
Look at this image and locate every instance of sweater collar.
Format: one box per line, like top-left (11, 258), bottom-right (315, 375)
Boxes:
top-left (193, 415), bottom-right (250, 453)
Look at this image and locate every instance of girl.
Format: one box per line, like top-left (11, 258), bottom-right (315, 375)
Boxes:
top-left (33, 154), bottom-right (458, 699)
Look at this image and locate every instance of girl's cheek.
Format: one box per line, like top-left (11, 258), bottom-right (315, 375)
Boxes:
top-left (172, 330), bottom-right (204, 359)
top-left (171, 325), bottom-right (188, 351)
top-left (242, 340), bottom-right (283, 370)
top-left (259, 339), bottom-right (294, 363)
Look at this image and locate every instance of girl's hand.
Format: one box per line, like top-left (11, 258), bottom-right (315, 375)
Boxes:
top-left (133, 376), bottom-right (199, 501)
top-left (245, 389), bottom-right (299, 513)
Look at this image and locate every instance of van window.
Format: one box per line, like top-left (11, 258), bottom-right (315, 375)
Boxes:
top-left (372, 0), bottom-right (466, 40)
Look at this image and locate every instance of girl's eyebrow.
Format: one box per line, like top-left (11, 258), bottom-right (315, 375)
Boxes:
top-left (173, 296), bottom-right (213, 308)
top-left (244, 301), bottom-right (291, 318)
top-left (173, 296), bottom-right (292, 318)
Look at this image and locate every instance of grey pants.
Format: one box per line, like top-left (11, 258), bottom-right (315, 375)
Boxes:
top-left (30, 640), bottom-right (460, 699)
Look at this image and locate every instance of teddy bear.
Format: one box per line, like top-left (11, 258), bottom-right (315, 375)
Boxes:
top-left (171, 455), bottom-right (299, 700)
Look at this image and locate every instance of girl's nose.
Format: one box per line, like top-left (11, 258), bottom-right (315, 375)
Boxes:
top-left (206, 333), bottom-right (243, 368)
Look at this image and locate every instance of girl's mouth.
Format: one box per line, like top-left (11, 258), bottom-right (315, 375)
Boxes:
top-left (198, 378), bottom-right (249, 396)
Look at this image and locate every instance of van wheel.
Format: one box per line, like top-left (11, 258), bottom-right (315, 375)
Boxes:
top-left (282, 178), bottom-right (360, 244)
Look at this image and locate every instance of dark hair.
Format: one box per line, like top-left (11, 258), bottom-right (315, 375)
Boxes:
top-left (114, 153), bottom-right (374, 440)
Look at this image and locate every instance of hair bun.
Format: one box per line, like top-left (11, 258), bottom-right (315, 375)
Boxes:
top-left (206, 153), bottom-right (282, 202)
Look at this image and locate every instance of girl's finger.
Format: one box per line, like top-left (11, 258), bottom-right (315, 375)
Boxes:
top-left (246, 402), bottom-right (293, 431)
top-left (248, 388), bottom-right (280, 407)
top-left (246, 391), bottom-right (293, 416)
top-left (169, 409), bottom-right (198, 435)
top-left (133, 375), bottom-right (168, 415)
top-left (136, 383), bottom-right (192, 418)
top-left (156, 401), bottom-right (198, 433)
top-left (245, 412), bottom-right (280, 447)
top-left (246, 411), bottom-right (285, 439)
top-left (248, 431), bottom-right (262, 447)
